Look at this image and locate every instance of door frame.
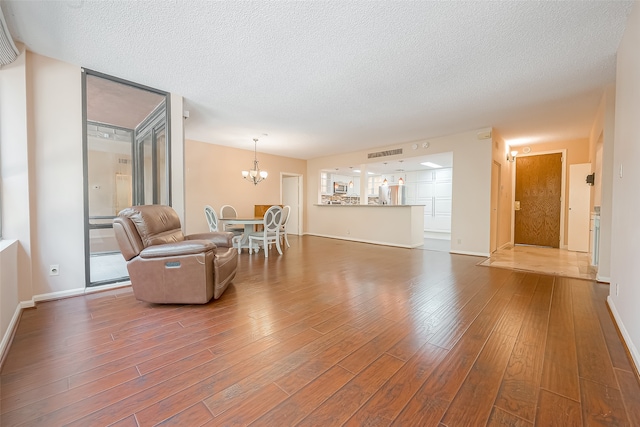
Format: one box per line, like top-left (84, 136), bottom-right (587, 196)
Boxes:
top-left (490, 160), bottom-right (501, 253)
top-left (280, 172), bottom-right (303, 235)
top-left (82, 68), bottom-right (170, 287)
top-left (511, 149), bottom-right (567, 248)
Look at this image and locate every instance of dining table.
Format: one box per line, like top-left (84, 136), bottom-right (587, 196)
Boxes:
top-left (219, 217), bottom-right (264, 253)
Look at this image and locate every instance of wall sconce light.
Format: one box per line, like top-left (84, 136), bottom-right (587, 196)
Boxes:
top-left (507, 150), bottom-right (518, 162)
top-left (348, 180), bottom-right (353, 188)
top-left (398, 177), bottom-right (405, 185)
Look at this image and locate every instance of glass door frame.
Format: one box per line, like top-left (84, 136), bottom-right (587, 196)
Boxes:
top-left (133, 102), bottom-right (170, 205)
top-left (82, 68), bottom-right (171, 287)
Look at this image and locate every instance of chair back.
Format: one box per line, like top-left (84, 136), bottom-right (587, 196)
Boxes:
top-left (263, 205), bottom-right (283, 233)
top-left (204, 205), bottom-right (218, 231)
top-left (220, 205), bottom-right (238, 219)
top-left (114, 205), bottom-right (185, 260)
top-left (281, 205), bottom-right (291, 228)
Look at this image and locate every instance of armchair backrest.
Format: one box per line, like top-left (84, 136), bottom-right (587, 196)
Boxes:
top-left (114, 205), bottom-right (185, 260)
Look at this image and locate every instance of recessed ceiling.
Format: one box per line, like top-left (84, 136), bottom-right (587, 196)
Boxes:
top-left (2, 1), bottom-right (634, 159)
top-left (329, 152), bottom-right (454, 177)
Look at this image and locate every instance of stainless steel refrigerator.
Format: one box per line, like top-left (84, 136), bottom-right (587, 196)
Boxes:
top-left (379, 184), bottom-right (406, 205)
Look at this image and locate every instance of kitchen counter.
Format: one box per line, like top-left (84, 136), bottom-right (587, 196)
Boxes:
top-left (308, 204), bottom-right (424, 248)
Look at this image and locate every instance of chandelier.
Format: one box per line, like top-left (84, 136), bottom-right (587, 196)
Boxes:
top-left (242, 138), bottom-right (268, 185)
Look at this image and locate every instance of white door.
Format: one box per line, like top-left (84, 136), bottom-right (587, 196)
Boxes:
top-left (282, 175), bottom-right (301, 235)
top-left (568, 163), bottom-right (591, 252)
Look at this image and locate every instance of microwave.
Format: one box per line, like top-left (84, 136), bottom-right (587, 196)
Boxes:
top-left (333, 182), bottom-right (348, 194)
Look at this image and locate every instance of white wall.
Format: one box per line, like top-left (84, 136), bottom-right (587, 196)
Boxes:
top-left (0, 48), bottom-right (33, 297)
top-left (307, 128), bottom-right (493, 256)
top-left (170, 93), bottom-right (186, 226)
top-left (28, 53), bottom-right (85, 296)
top-left (588, 87), bottom-right (615, 282)
top-left (0, 46), bottom-right (33, 354)
top-left (1, 51), bottom-right (186, 305)
top-left (609, 3), bottom-right (640, 372)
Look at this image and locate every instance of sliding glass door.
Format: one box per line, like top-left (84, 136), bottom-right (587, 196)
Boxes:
top-left (83, 70), bottom-right (170, 287)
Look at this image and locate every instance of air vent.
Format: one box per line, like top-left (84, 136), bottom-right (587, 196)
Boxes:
top-left (0, 7), bottom-right (19, 66)
top-left (118, 158), bottom-right (131, 164)
top-left (367, 148), bottom-right (403, 159)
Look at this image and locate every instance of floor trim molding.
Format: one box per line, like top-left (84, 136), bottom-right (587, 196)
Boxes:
top-left (607, 296), bottom-right (640, 379)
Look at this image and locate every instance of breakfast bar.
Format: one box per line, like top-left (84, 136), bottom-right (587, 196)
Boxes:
top-left (309, 204), bottom-right (425, 248)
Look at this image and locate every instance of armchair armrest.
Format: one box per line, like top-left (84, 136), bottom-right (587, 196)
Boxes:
top-left (139, 240), bottom-right (215, 259)
top-left (187, 231), bottom-right (235, 248)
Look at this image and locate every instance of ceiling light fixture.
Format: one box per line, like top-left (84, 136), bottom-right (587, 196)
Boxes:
top-left (242, 138), bottom-right (268, 185)
top-left (421, 162), bottom-right (442, 168)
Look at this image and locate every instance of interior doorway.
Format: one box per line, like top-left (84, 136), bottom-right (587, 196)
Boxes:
top-left (281, 173), bottom-right (303, 236)
top-left (83, 70), bottom-right (170, 287)
top-left (514, 152), bottom-right (563, 248)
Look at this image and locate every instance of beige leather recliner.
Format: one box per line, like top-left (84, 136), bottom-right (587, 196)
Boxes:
top-left (113, 205), bottom-right (238, 304)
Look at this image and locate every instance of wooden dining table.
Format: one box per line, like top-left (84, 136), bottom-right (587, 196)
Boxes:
top-left (219, 217), bottom-right (264, 253)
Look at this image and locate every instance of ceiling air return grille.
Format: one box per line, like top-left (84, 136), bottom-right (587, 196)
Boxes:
top-left (367, 148), bottom-right (403, 159)
top-left (0, 7), bottom-right (19, 66)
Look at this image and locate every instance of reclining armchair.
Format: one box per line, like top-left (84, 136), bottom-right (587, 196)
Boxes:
top-left (113, 205), bottom-right (238, 304)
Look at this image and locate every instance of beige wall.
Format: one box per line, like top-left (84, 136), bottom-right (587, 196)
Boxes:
top-left (510, 138), bottom-right (590, 247)
top-left (307, 128), bottom-right (493, 256)
top-left (184, 139), bottom-right (307, 235)
top-left (610, 3), bottom-right (640, 372)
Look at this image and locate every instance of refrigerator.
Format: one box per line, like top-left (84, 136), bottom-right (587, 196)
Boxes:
top-left (379, 184), bottom-right (406, 205)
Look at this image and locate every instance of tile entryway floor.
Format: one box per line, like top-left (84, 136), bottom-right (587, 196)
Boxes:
top-left (478, 244), bottom-right (597, 280)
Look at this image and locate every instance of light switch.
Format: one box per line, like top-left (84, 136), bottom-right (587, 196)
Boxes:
top-left (514, 201), bottom-right (521, 211)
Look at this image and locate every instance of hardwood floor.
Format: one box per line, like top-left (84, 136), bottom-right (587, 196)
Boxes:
top-left (1, 236), bottom-right (638, 426)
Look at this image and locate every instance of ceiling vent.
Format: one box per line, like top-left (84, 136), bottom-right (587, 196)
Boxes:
top-left (0, 7), bottom-right (19, 67)
top-left (367, 148), bottom-right (403, 159)
top-left (477, 130), bottom-right (492, 140)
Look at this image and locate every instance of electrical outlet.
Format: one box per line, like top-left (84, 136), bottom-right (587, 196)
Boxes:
top-left (346, 229), bottom-right (350, 235)
top-left (49, 265), bottom-right (59, 276)
top-left (457, 238), bottom-right (462, 244)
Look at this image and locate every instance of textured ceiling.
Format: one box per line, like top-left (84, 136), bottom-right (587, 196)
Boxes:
top-left (2, 1), bottom-right (634, 160)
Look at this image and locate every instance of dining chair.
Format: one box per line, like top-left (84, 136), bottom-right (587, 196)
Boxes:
top-left (248, 205), bottom-right (283, 257)
top-left (204, 205), bottom-right (218, 232)
top-left (220, 205), bottom-right (244, 234)
top-left (280, 205), bottom-right (291, 248)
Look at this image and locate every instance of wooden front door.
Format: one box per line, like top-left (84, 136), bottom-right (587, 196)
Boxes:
top-left (514, 153), bottom-right (562, 248)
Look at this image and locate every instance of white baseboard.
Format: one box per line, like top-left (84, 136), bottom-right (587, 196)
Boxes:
top-left (0, 303), bottom-right (24, 363)
top-left (304, 233), bottom-right (421, 249)
top-left (607, 296), bottom-right (640, 375)
top-left (449, 249), bottom-right (490, 257)
top-left (596, 274), bottom-right (611, 283)
top-left (29, 281), bottom-right (132, 304)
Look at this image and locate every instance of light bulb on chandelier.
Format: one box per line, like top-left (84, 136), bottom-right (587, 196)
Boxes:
top-left (242, 138), bottom-right (268, 185)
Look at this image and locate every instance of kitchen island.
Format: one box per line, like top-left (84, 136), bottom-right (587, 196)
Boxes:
top-left (308, 204), bottom-right (424, 248)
